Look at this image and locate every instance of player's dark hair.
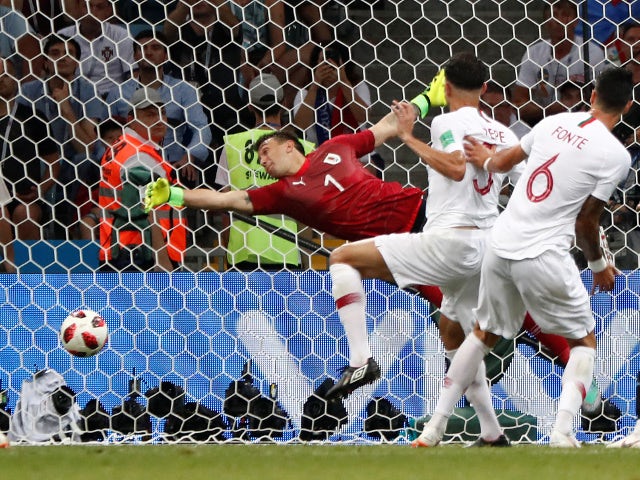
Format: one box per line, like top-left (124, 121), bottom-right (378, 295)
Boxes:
top-left (443, 52), bottom-right (487, 91)
top-left (594, 67), bottom-right (633, 113)
top-left (253, 131), bottom-right (306, 156)
top-left (43, 34), bottom-right (81, 59)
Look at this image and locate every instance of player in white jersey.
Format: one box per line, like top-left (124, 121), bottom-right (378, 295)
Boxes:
top-left (413, 66), bottom-right (633, 449)
top-left (326, 54), bottom-right (518, 445)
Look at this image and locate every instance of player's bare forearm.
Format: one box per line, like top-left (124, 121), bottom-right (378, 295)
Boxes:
top-left (576, 196), bottom-right (617, 292)
top-left (183, 188), bottom-right (255, 214)
top-left (464, 137), bottom-right (526, 172)
top-left (390, 102), bottom-right (465, 179)
top-left (370, 109), bottom-right (400, 147)
top-left (575, 196), bottom-right (605, 262)
top-left (406, 136), bottom-right (466, 181)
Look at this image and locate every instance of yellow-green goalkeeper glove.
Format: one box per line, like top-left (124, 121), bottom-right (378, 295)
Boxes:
top-left (410, 69), bottom-right (447, 118)
top-left (144, 178), bottom-right (184, 213)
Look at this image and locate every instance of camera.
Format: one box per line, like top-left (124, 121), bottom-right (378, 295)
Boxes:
top-left (324, 48), bottom-right (342, 64)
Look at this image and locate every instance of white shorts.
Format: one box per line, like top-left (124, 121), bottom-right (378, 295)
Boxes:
top-left (475, 246), bottom-right (594, 340)
top-left (375, 228), bottom-right (485, 333)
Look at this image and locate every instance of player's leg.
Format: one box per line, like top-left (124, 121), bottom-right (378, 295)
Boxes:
top-left (523, 312), bottom-right (618, 432)
top-left (413, 246), bottom-right (523, 447)
top-left (413, 327), bottom-right (502, 448)
top-left (325, 238), bottom-right (395, 399)
top-left (550, 335), bottom-right (595, 448)
top-left (414, 284), bottom-right (443, 307)
top-left (327, 230), bottom-right (457, 399)
top-left (522, 313), bottom-right (570, 364)
top-left (517, 250), bottom-right (595, 448)
top-left (439, 260), bottom-right (508, 445)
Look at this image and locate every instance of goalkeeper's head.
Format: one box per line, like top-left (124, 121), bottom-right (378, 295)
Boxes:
top-left (443, 52), bottom-right (488, 92)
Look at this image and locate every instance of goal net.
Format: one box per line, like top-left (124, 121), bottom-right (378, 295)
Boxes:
top-left (0, 0), bottom-right (638, 444)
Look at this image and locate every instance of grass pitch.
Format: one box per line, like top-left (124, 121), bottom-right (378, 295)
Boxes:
top-left (1, 444), bottom-right (639, 480)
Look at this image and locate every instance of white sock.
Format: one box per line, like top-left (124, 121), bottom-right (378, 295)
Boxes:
top-left (430, 333), bottom-right (490, 432)
top-left (445, 349), bottom-right (501, 440)
top-left (330, 263), bottom-right (371, 367)
top-left (555, 346), bottom-right (595, 436)
top-left (466, 361), bottom-right (502, 441)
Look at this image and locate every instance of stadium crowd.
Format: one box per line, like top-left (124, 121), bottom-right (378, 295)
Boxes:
top-left (0, 0), bottom-right (637, 272)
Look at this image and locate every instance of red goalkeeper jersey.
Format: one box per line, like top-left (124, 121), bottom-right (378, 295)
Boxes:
top-left (248, 130), bottom-right (425, 241)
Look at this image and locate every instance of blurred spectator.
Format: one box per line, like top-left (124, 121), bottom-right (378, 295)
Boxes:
top-left (480, 81), bottom-right (531, 139)
top-left (59, 0), bottom-right (135, 97)
top-left (575, 0), bottom-right (640, 65)
top-left (606, 22), bottom-right (640, 269)
top-left (0, 57), bottom-right (60, 272)
top-left (164, 0), bottom-right (247, 149)
top-left (115, 0), bottom-right (167, 34)
top-left (19, 0), bottom-right (71, 36)
top-left (607, 144), bottom-right (640, 270)
top-left (285, 0), bottom-right (333, 47)
top-left (0, 1), bottom-right (44, 79)
top-left (512, 0), bottom-right (608, 127)
top-left (105, 29), bottom-right (212, 188)
top-left (612, 22), bottom-right (640, 146)
top-left (20, 34), bottom-right (108, 238)
top-left (557, 81), bottom-right (590, 112)
top-left (215, 73), bottom-right (315, 270)
top-left (99, 87), bottom-right (186, 272)
top-left (292, 41), bottom-right (383, 176)
top-left (217, 0), bottom-right (317, 107)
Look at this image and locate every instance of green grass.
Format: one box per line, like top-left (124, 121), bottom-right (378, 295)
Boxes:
top-left (2, 444), bottom-right (640, 480)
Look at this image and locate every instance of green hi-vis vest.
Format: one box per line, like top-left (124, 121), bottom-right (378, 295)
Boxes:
top-left (223, 129), bottom-right (315, 267)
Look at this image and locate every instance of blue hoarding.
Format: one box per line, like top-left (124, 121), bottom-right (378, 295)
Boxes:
top-left (0, 271), bottom-right (638, 442)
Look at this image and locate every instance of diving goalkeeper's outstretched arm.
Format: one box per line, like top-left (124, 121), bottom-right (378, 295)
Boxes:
top-left (144, 178), bottom-right (255, 214)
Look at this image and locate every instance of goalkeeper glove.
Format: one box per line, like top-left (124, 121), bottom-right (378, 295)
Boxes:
top-left (410, 69), bottom-right (447, 118)
top-left (144, 178), bottom-right (185, 213)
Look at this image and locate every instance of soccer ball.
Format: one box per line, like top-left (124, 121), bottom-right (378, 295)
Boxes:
top-left (60, 309), bottom-right (108, 357)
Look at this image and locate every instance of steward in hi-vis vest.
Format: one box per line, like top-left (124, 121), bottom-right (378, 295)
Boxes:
top-left (223, 128), bottom-right (314, 269)
top-left (99, 129), bottom-right (187, 271)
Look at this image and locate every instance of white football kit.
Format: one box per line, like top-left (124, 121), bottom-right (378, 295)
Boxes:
top-left (517, 37), bottom-right (608, 108)
top-left (376, 107), bottom-right (521, 332)
top-left (59, 23), bottom-right (135, 97)
top-left (477, 112), bottom-right (631, 339)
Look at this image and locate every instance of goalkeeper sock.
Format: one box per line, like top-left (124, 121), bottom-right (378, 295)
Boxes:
top-left (330, 263), bottom-right (371, 367)
top-left (168, 186), bottom-right (185, 207)
top-left (415, 284), bottom-right (443, 308)
top-left (523, 313), bottom-right (570, 365)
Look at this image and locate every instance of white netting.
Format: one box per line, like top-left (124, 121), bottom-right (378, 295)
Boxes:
top-left (0, 0), bottom-right (638, 444)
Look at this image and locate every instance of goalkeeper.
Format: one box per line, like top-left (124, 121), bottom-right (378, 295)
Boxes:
top-left (145, 72), bottom-right (612, 429)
